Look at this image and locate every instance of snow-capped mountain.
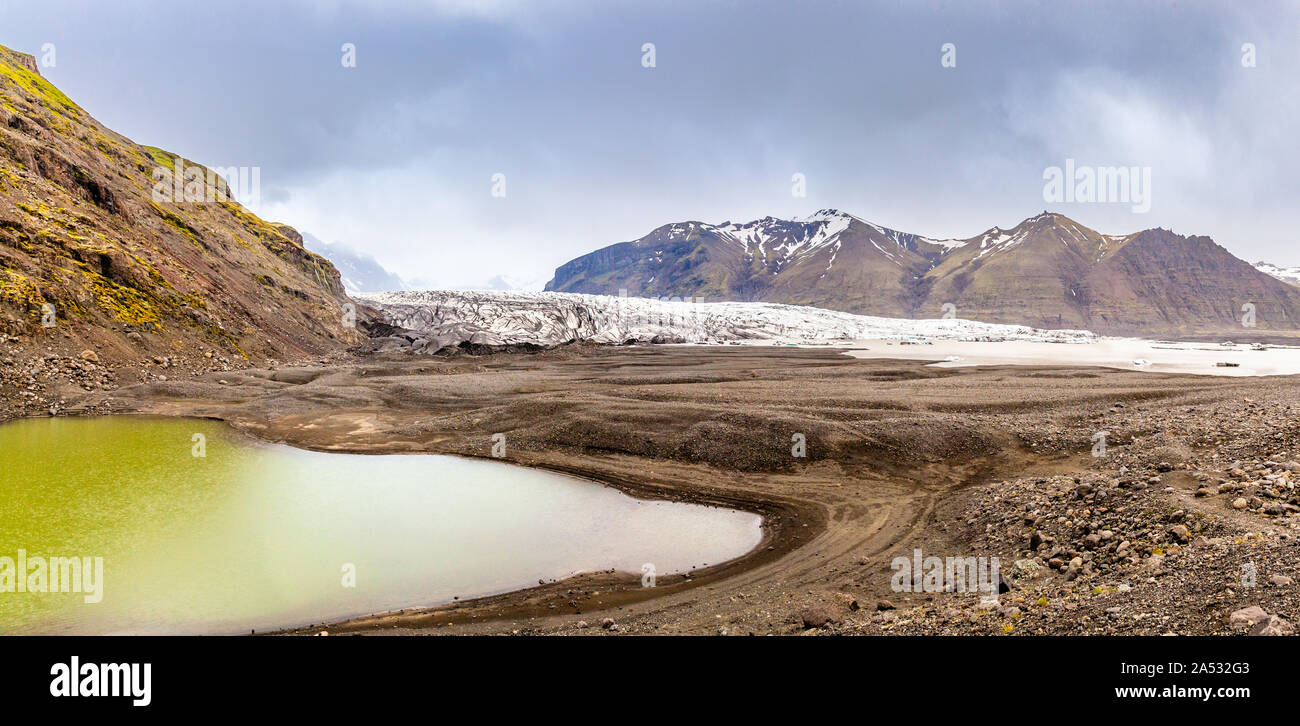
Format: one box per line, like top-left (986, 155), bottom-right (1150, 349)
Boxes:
top-left (354, 290), bottom-right (1095, 354)
top-left (545, 209), bottom-right (960, 321)
top-left (302, 232), bottom-right (407, 293)
top-left (450, 274), bottom-right (549, 292)
top-left (546, 210), bottom-right (1300, 335)
top-left (1254, 262), bottom-right (1300, 287)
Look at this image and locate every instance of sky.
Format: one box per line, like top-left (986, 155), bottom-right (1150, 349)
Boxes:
top-left (3, 0), bottom-right (1297, 288)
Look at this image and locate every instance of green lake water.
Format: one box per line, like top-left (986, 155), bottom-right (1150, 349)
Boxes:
top-left (0, 417), bottom-right (761, 635)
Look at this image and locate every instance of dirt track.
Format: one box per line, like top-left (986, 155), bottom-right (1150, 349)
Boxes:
top-left (62, 344), bottom-right (1300, 635)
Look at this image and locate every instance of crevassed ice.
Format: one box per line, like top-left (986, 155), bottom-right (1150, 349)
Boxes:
top-left (355, 290), bottom-right (1097, 348)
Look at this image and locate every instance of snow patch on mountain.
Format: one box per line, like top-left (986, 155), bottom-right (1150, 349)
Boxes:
top-left (1254, 262), bottom-right (1300, 286)
top-left (354, 290), bottom-right (1097, 352)
top-left (915, 235), bottom-right (968, 251)
top-left (708, 210), bottom-right (853, 265)
top-left (975, 227), bottom-right (1029, 259)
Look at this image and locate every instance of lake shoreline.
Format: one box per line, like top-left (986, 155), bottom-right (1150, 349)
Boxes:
top-left (0, 414), bottom-right (762, 635)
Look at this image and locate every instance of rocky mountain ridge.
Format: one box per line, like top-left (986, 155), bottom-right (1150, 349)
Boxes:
top-left (547, 209), bottom-right (1300, 336)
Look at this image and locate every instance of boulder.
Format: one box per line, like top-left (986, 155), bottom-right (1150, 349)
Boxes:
top-left (799, 606), bottom-right (841, 629)
top-left (1228, 606), bottom-right (1269, 627)
top-left (1249, 615), bottom-right (1294, 636)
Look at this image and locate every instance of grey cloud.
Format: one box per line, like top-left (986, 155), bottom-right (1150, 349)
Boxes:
top-left (5, 0), bottom-right (1297, 286)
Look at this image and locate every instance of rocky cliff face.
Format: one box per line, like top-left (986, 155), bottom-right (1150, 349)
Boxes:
top-left (547, 210), bottom-right (1300, 336)
top-left (0, 45), bottom-right (359, 364)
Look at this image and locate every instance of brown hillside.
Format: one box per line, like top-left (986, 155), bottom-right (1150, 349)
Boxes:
top-left (0, 45), bottom-right (358, 365)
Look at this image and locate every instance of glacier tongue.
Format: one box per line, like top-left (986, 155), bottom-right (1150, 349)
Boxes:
top-left (353, 290), bottom-right (1097, 353)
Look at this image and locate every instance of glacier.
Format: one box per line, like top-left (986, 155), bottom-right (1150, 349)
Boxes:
top-left (353, 290), bottom-right (1096, 354)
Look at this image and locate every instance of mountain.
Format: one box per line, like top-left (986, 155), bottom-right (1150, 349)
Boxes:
top-left (0, 45), bottom-right (357, 363)
top-left (450, 274), bottom-right (548, 292)
top-left (1254, 262), bottom-right (1300, 287)
top-left (545, 211), bottom-right (955, 317)
top-left (301, 232), bottom-right (407, 293)
top-left (546, 209), bottom-right (1300, 335)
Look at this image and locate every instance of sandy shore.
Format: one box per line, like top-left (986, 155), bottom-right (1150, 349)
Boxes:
top-left (45, 344), bottom-right (1300, 635)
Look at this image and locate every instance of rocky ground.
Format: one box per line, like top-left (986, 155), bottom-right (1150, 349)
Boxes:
top-left (0, 331), bottom-right (347, 418)
top-left (7, 343), bottom-right (1299, 636)
top-left (828, 390), bottom-right (1300, 635)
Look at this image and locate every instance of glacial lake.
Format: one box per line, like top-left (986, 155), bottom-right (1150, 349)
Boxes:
top-left (0, 417), bottom-right (762, 635)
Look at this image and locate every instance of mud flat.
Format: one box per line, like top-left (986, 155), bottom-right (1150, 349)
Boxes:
top-left (49, 345), bottom-right (1300, 635)
top-left (849, 337), bottom-right (1300, 376)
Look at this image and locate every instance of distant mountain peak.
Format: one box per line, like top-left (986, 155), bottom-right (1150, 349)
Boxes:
top-left (803, 207), bottom-right (855, 220)
top-left (301, 233), bottom-right (407, 293)
top-left (1020, 210), bottom-right (1079, 227)
top-left (545, 207), bottom-right (1300, 335)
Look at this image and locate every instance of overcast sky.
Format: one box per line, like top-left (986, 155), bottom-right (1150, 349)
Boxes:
top-left (4, 0), bottom-right (1297, 287)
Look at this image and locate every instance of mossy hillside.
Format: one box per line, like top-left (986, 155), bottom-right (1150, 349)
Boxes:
top-left (0, 267), bottom-right (44, 310)
top-left (0, 48), bottom-right (81, 120)
top-left (0, 43), bottom-right (358, 360)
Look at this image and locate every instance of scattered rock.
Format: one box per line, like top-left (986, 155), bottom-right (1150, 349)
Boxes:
top-left (1011, 559), bottom-right (1044, 579)
top-left (834, 592), bottom-right (860, 611)
top-left (1249, 614), bottom-right (1294, 636)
